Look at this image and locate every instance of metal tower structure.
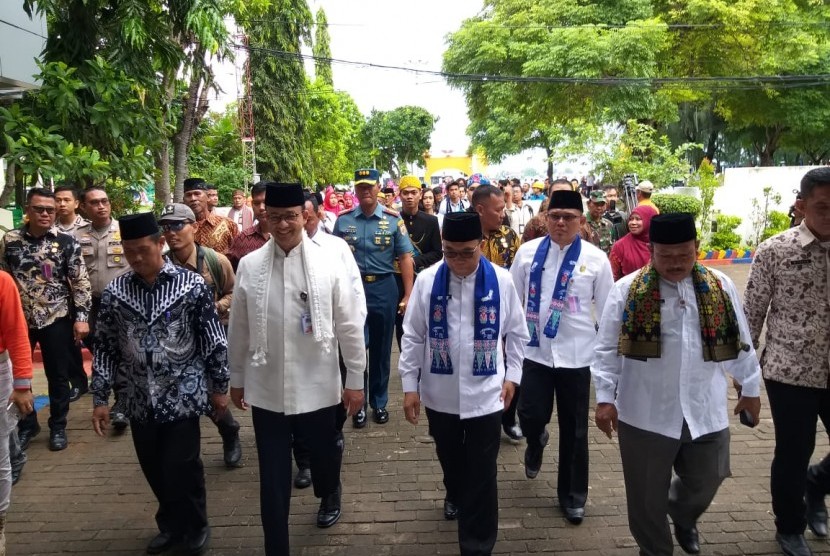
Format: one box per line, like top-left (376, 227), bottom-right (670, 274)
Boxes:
top-left (235, 31), bottom-right (257, 191)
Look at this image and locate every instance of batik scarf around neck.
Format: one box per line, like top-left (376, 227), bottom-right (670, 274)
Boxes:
top-left (618, 263), bottom-right (746, 362)
top-left (526, 235), bottom-right (582, 347)
top-left (429, 256), bottom-right (500, 376)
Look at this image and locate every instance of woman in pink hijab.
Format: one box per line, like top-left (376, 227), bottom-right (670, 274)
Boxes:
top-left (323, 187), bottom-right (340, 217)
top-left (608, 205), bottom-right (658, 281)
top-left (343, 192), bottom-right (355, 211)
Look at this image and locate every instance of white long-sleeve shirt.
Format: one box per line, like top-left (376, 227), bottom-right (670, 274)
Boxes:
top-left (399, 262), bottom-right (529, 419)
top-left (510, 236), bottom-right (614, 369)
top-left (228, 238), bottom-right (367, 415)
top-left (591, 268), bottom-right (762, 440)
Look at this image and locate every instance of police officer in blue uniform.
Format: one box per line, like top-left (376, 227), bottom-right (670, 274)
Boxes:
top-left (334, 169), bottom-right (415, 427)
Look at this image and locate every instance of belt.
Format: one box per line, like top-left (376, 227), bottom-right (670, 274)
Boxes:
top-left (361, 273), bottom-right (391, 283)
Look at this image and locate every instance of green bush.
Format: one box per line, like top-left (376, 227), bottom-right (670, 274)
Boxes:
top-left (709, 214), bottom-right (743, 251)
top-left (761, 210), bottom-right (790, 242)
top-left (651, 193), bottom-right (703, 217)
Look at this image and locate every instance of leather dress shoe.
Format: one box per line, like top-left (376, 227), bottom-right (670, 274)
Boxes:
top-left (443, 499), bottom-right (459, 521)
top-left (775, 532), bottom-right (813, 556)
top-left (68, 385), bottom-right (88, 403)
top-left (806, 477), bottom-right (828, 537)
top-left (373, 408), bottom-right (389, 424)
top-left (352, 409), bottom-right (367, 429)
top-left (563, 506), bottom-right (585, 525)
top-left (146, 531), bottom-right (181, 554)
top-left (10, 452), bottom-right (26, 485)
top-left (185, 527), bottom-right (210, 555)
top-left (524, 430), bottom-right (549, 479)
top-left (294, 467), bottom-right (312, 489)
top-left (18, 422), bottom-right (41, 451)
top-left (317, 484), bottom-right (342, 528)
top-left (222, 430), bottom-right (243, 468)
top-left (48, 429), bottom-right (68, 451)
top-left (673, 523), bottom-right (700, 554)
top-left (503, 424), bottom-right (523, 442)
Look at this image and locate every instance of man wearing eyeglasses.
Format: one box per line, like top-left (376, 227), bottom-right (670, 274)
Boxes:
top-left (72, 186), bottom-right (131, 427)
top-left (159, 203), bottom-right (242, 469)
top-left (399, 212), bottom-right (528, 555)
top-left (0, 188), bottom-right (92, 452)
top-left (510, 189), bottom-right (614, 526)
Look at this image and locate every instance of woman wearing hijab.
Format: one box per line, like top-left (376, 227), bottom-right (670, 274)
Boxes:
top-left (608, 205), bottom-right (658, 281)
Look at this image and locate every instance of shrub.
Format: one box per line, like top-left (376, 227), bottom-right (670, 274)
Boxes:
top-left (761, 210), bottom-right (790, 242)
top-left (651, 193), bottom-right (703, 217)
top-left (709, 214), bottom-right (743, 251)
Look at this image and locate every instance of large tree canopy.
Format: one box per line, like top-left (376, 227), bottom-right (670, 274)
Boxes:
top-left (363, 107), bottom-right (437, 180)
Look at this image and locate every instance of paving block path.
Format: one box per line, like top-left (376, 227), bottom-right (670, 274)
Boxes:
top-left (7, 265), bottom-right (830, 555)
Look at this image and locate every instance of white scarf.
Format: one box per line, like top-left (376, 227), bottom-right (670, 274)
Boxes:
top-left (250, 234), bottom-right (334, 366)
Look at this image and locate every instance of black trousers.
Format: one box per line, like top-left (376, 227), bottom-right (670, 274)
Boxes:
top-left (427, 407), bottom-right (502, 556)
top-left (518, 359), bottom-right (591, 509)
top-left (19, 317), bottom-right (80, 433)
top-left (252, 404), bottom-right (342, 556)
top-left (766, 378), bottom-right (830, 534)
top-left (131, 416), bottom-right (208, 538)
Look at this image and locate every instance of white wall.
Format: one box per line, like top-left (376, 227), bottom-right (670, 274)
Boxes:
top-left (717, 166), bottom-right (820, 244)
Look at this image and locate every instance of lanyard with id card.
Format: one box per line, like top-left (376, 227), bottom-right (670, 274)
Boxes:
top-left (299, 291), bottom-right (313, 335)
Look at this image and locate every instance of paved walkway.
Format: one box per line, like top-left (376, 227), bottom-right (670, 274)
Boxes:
top-left (7, 265), bottom-right (830, 555)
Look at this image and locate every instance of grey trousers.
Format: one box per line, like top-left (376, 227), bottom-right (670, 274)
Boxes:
top-left (618, 420), bottom-right (731, 556)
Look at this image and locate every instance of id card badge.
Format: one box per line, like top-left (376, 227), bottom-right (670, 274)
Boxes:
top-left (566, 295), bottom-right (581, 314)
top-left (301, 313), bottom-right (313, 335)
top-left (42, 262), bottom-right (53, 280)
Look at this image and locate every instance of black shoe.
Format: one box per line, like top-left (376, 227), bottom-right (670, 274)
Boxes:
top-left (443, 499), bottom-right (459, 521)
top-left (222, 430), bottom-right (242, 468)
top-left (373, 408), bottom-right (389, 424)
top-left (110, 411), bottom-right (129, 432)
top-left (352, 409), bottom-right (367, 429)
top-left (48, 429), bottom-right (68, 451)
top-left (563, 506), bottom-right (585, 525)
top-left (294, 467), bottom-right (312, 489)
top-left (775, 533), bottom-right (812, 556)
top-left (18, 422), bottom-right (41, 451)
top-left (11, 452), bottom-right (27, 486)
top-left (806, 475), bottom-right (828, 537)
top-left (674, 523), bottom-right (700, 554)
top-left (146, 531), bottom-right (181, 554)
top-left (68, 385), bottom-right (88, 403)
top-left (503, 423), bottom-right (523, 442)
top-left (524, 430), bottom-right (549, 479)
top-left (184, 527), bottom-right (210, 555)
top-left (317, 484), bottom-right (342, 528)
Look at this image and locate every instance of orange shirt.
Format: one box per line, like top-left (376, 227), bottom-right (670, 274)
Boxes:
top-left (0, 270), bottom-right (33, 388)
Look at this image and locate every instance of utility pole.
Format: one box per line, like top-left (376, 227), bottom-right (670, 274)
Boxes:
top-left (235, 31), bottom-right (257, 192)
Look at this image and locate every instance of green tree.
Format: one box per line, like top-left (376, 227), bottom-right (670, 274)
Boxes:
top-left (363, 107), bottom-right (436, 179)
top-left (306, 80), bottom-right (365, 186)
top-left (241, 0), bottom-right (314, 183)
top-left (313, 8), bottom-right (333, 87)
top-left (188, 103), bottom-right (248, 204)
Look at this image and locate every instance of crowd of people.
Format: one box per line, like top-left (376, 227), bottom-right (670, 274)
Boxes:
top-left (0, 165), bottom-right (826, 556)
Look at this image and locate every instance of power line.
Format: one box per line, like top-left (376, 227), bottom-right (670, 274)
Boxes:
top-left (236, 44), bottom-right (830, 90)
top-left (0, 18), bottom-right (47, 39)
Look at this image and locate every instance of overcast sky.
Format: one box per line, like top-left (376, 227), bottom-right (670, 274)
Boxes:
top-left (213, 0), bottom-right (557, 176)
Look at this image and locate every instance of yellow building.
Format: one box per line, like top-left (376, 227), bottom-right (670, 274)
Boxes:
top-left (423, 152), bottom-right (488, 185)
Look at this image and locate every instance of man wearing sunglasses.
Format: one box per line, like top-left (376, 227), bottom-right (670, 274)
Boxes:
top-left (159, 203), bottom-right (242, 469)
top-left (510, 189), bottom-right (614, 526)
top-left (0, 188), bottom-right (92, 452)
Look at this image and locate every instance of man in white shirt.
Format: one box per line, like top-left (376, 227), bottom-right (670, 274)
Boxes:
top-left (439, 181), bottom-right (469, 215)
top-left (509, 185), bottom-right (534, 236)
top-left (399, 212), bottom-right (528, 555)
top-left (510, 190), bottom-right (613, 526)
top-left (227, 183), bottom-right (367, 555)
top-left (592, 213), bottom-right (762, 556)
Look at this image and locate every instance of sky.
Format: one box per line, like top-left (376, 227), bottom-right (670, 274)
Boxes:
top-left (212, 0), bottom-right (558, 177)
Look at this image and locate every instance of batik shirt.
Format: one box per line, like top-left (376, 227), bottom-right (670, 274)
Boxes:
top-left (743, 223), bottom-right (830, 389)
top-left (482, 225), bottom-right (521, 269)
top-left (91, 260), bottom-right (229, 423)
top-left (0, 226), bottom-right (91, 328)
top-left (193, 212), bottom-right (238, 254)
